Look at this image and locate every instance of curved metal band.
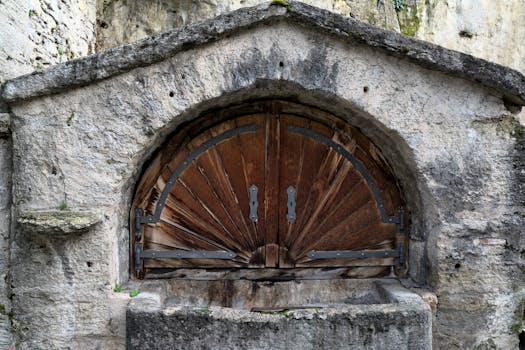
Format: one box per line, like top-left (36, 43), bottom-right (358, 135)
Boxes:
top-left (287, 125), bottom-right (397, 224)
top-left (140, 124), bottom-right (259, 223)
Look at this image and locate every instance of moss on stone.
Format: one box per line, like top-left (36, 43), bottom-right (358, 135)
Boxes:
top-left (395, 0), bottom-right (422, 37)
top-left (399, 11), bottom-right (421, 37)
top-left (270, 0), bottom-right (290, 10)
top-left (473, 116), bottom-right (525, 155)
top-left (509, 300), bottom-right (524, 334)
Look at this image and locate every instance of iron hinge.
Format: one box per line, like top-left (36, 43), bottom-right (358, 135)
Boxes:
top-left (134, 242), bottom-right (144, 273)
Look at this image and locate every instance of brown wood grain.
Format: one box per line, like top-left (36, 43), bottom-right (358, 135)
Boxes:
top-left (132, 101), bottom-right (406, 279)
top-left (264, 105), bottom-right (280, 267)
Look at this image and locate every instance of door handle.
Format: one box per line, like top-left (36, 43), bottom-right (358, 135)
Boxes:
top-left (286, 186), bottom-right (296, 222)
top-left (249, 184), bottom-right (258, 222)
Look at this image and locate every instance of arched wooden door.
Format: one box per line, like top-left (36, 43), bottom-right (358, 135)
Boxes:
top-left (132, 101), bottom-right (405, 279)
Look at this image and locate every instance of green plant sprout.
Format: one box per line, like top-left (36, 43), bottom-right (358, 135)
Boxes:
top-left (58, 201), bottom-right (67, 211)
top-left (113, 282), bottom-right (124, 293)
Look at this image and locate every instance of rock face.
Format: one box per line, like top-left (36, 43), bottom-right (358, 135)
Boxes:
top-left (96, 0), bottom-right (525, 76)
top-left (96, 0), bottom-right (400, 50)
top-left (414, 0), bottom-right (525, 75)
top-left (0, 0), bottom-right (97, 82)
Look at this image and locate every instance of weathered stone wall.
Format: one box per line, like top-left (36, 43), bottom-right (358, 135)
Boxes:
top-left (95, 0), bottom-right (400, 50)
top-left (0, 0), bottom-right (97, 81)
top-left (0, 112), bottom-right (12, 348)
top-left (0, 0), bottom-right (97, 346)
top-left (2, 4), bottom-right (524, 347)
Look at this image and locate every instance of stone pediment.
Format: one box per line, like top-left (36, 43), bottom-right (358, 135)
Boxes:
top-left (1, 1), bottom-right (525, 106)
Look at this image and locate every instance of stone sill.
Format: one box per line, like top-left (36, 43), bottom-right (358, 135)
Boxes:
top-left (17, 209), bottom-right (101, 235)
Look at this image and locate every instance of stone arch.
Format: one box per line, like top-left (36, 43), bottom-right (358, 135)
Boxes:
top-left (123, 82), bottom-right (434, 283)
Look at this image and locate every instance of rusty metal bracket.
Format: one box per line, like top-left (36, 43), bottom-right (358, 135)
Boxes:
top-left (308, 208), bottom-right (405, 265)
top-left (139, 250), bottom-right (236, 259)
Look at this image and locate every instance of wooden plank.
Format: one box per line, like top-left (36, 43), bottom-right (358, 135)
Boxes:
top-left (279, 116), bottom-right (334, 265)
top-left (235, 114), bottom-right (268, 267)
top-left (264, 107), bottom-right (280, 267)
top-left (277, 115), bottom-right (308, 267)
top-left (144, 266), bottom-right (392, 280)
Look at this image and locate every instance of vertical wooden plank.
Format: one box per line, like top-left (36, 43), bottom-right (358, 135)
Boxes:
top-left (264, 103), bottom-right (280, 267)
top-left (277, 115), bottom-right (307, 267)
top-left (235, 114), bottom-right (268, 267)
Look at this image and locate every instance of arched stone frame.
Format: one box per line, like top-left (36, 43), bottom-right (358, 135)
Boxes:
top-left (5, 4), bottom-right (508, 290)
top-left (118, 81), bottom-right (436, 284)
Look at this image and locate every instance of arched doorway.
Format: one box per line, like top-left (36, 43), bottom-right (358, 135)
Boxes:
top-left (132, 101), bottom-right (406, 279)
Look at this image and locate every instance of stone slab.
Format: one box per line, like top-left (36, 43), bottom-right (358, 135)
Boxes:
top-left (17, 209), bottom-right (102, 235)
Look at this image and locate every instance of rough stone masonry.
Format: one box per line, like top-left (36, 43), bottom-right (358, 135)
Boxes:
top-left (0, 1), bottom-right (524, 349)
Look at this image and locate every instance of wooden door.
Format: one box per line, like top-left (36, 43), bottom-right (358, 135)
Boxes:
top-left (277, 115), bottom-right (402, 268)
top-left (132, 102), bottom-right (405, 279)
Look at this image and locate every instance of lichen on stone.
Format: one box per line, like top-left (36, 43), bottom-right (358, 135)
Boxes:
top-left (270, 0), bottom-right (291, 12)
top-left (396, 1), bottom-right (421, 37)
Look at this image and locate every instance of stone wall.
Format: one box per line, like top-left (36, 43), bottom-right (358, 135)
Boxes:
top-left (95, 0), bottom-right (400, 50)
top-left (96, 0), bottom-right (525, 126)
top-left (0, 0), bottom-right (97, 346)
top-left (0, 111), bottom-right (11, 348)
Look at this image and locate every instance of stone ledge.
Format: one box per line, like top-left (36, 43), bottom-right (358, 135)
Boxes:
top-left (1, 1), bottom-right (524, 105)
top-left (17, 209), bottom-right (102, 235)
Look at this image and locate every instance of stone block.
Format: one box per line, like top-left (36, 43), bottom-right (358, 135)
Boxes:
top-left (127, 279), bottom-right (432, 350)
